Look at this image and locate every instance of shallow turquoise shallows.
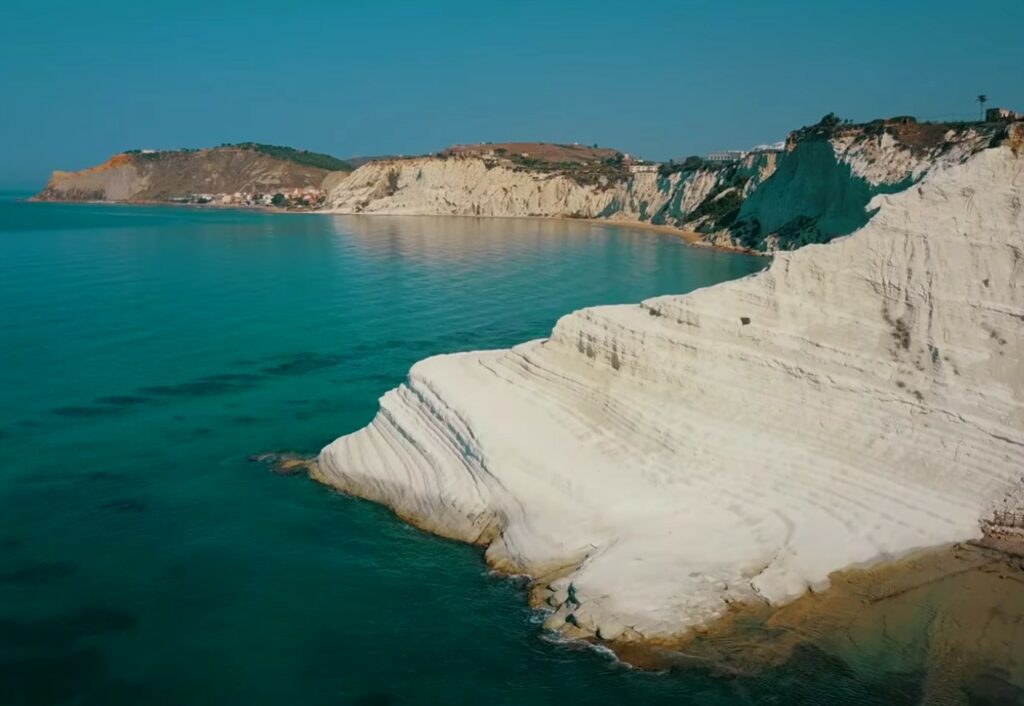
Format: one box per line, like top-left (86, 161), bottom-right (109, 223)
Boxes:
top-left (1, 195), bottom-right (921, 705)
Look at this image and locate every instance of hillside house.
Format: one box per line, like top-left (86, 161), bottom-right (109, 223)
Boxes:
top-left (987, 107), bottom-right (1023, 122)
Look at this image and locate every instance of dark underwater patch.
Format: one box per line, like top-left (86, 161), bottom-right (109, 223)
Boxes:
top-left (140, 376), bottom-right (258, 397)
top-left (260, 352), bottom-right (346, 376)
top-left (13, 469), bottom-right (125, 486)
top-left (84, 470), bottom-right (126, 482)
top-left (352, 693), bottom-right (399, 706)
top-left (756, 642), bottom-right (924, 706)
top-left (965, 669), bottom-right (1024, 706)
top-left (97, 498), bottom-right (147, 514)
top-left (0, 561), bottom-right (75, 586)
top-left (51, 405), bottom-right (117, 418)
top-left (94, 395), bottom-right (149, 406)
top-left (200, 373), bottom-right (264, 384)
top-left (0, 649), bottom-right (106, 706)
top-left (0, 605), bottom-right (135, 650)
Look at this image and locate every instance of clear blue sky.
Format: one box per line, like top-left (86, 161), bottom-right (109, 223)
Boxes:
top-left (2, 0), bottom-right (1022, 188)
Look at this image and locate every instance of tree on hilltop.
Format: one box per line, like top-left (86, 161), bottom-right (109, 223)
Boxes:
top-left (818, 112), bottom-right (842, 128)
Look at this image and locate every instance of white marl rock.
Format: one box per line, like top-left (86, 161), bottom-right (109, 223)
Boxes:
top-left (317, 141), bottom-right (1024, 644)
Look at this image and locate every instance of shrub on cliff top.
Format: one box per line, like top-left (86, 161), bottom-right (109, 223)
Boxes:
top-left (225, 143), bottom-right (353, 172)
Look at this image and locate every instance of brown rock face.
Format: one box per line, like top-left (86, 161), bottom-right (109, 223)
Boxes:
top-left (34, 146), bottom-right (349, 203)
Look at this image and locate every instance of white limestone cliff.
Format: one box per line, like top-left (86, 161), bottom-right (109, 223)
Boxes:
top-left (324, 157), bottom-right (607, 217)
top-left (323, 154), bottom-right (773, 229)
top-left (316, 136), bottom-right (1024, 647)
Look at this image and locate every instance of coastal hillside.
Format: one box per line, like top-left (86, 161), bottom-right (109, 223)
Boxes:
top-left (316, 125), bottom-right (1024, 659)
top-left (34, 143), bottom-right (352, 204)
top-left (325, 119), bottom-right (1006, 251)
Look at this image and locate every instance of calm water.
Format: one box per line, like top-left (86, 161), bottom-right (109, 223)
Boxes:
top-left (1, 196), bottom-right (928, 705)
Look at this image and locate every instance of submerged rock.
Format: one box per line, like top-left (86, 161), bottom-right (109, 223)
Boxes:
top-left (248, 452), bottom-right (315, 476)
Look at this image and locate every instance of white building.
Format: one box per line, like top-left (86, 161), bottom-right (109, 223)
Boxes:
top-left (987, 107), bottom-right (1023, 122)
top-left (750, 141), bottom-right (786, 153)
top-left (707, 150), bottom-right (748, 162)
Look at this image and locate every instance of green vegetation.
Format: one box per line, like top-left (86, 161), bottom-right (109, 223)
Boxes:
top-left (596, 199), bottom-right (622, 218)
top-left (507, 153), bottom-right (628, 188)
top-left (271, 193), bottom-right (286, 207)
top-left (123, 144), bottom-right (353, 171)
top-left (658, 156), bottom-right (705, 177)
top-left (223, 143), bottom-right (353, 171)
top-left (603, 152), bottom-right (625, 167)
top-left (384, 169), bottom-right (400, 196)
top-left (818, 112), bottom-right (842, 128)
top-left (688, 187), bottom-right (743, 227)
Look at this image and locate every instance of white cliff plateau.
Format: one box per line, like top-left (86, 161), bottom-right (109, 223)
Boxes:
top-left (316, 139), bottom-right (1024, 651)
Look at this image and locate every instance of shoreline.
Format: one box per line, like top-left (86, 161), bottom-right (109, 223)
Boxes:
top-left (25, 196), bottom-right (763, 256)
top-left (322, 210), bottom-right (763, 255)
top-left (25, 197), bottom-right (308, 215)
top-left (298, 451), bottom-right (1024, 697)
top-left (319, 208), bottom-right (761, 255)
top-left (603, 541), bottom-right (1024, 701)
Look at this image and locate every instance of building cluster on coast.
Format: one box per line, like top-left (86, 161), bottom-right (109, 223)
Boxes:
top-left (169, 186), bottom-right (326, 209)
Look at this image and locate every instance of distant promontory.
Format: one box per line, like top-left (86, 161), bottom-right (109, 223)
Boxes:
top-left (33, 143), bottom-right (354, 209)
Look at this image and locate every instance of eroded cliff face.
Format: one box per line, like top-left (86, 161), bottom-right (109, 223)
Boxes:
top-left (34, 147), bottom-right (348, 202)
top-left (325, 122), bottom-right (1005, 252)
top-left (316, 133), bottom-right (1024, 652)
top-left (322, 153), bottom-right (774, 244)
top-left (325, 157), bottom-right (622, 218)
top-left (733, 122), bottom-right (1001, 250)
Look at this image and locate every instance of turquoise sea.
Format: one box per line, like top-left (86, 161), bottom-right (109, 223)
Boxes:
top-left (1, 194), bottom-right (934, 705)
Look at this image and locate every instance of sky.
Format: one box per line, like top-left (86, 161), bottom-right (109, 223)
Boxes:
top-left (1, 0), bottom-right (1022, 188)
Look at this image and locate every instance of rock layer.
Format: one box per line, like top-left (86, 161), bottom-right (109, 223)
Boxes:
top-left (317, 137), bottom-right (1024, 647)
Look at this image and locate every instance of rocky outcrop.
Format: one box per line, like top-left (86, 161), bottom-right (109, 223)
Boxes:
top-left (316, 131), bottom-right (1024, 652)
top-left (34, 145), bottom-right (351, 202)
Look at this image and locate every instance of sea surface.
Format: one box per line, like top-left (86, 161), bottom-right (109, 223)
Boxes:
top-left (0, 194), bottom-right (968, 705)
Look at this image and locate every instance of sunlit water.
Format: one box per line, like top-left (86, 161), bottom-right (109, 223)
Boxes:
top-left (0, 195), bottom-right (952, 705)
